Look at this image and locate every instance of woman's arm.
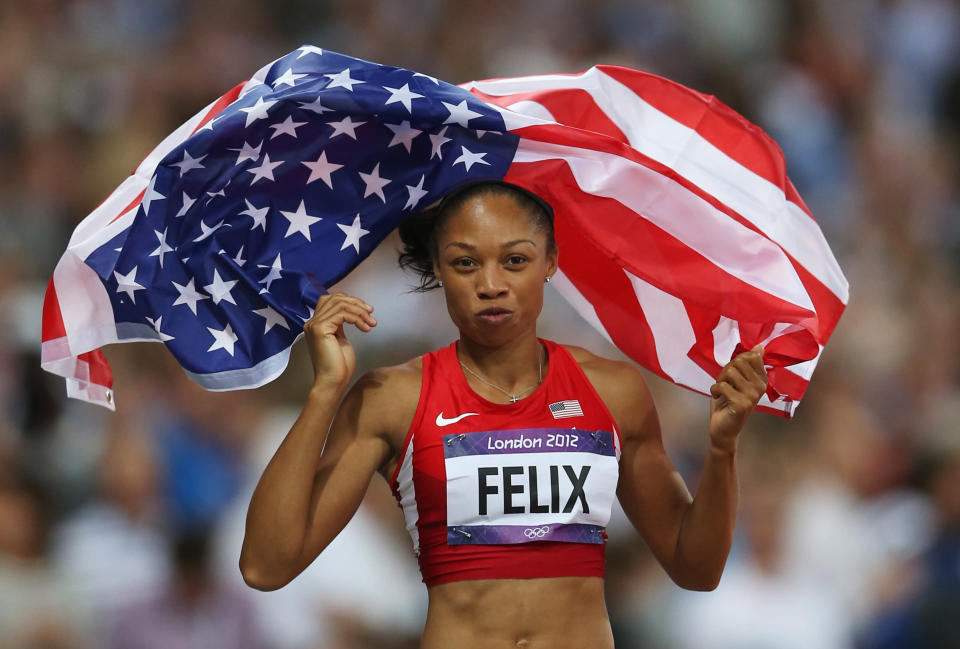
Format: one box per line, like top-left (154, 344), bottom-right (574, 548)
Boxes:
top-left (239, 292), bottom-right (399, 591)
top-left (587, 346), bottom-right (767, 591)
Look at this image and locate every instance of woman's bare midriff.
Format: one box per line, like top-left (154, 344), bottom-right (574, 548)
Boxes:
top-left (421, 576), bottom-right (615, 649)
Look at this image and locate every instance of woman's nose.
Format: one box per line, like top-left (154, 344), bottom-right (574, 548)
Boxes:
top-left (476, 266), bottom-right (508, 299)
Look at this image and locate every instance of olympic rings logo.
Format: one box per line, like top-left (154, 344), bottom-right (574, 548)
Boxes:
top-left (524, 526), bottom-right (551, 539)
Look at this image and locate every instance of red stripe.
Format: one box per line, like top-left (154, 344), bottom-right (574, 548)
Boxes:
top-left (101, 81), bottom-right (245, 227)
top-left (41, 277), bottom-right (66, 342)
top-left (190, 81), bottom-right (246, 135)
top-left (510, 122), bottom-right (844, 337)
top-left (507, 159), bottom-right (823, 402)
top-left (505, 165), bottom-right (665, 378)
top-left (467, 87), bottom-right (628, 143)
top-left (597, 65), bottom-right (813, 218)
top-left (81, 350), bottom-right (114, 389)
top-left (506, 157), bottom-right (815, 325)
top-left (108, 188), bottom-right (146, 225)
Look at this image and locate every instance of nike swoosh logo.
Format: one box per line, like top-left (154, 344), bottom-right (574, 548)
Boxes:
top-left (436, 411), bottom-right (479, 427)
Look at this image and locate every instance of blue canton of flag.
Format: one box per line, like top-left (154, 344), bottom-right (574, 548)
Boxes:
top-left (77, 46), bottom-right (517, 391)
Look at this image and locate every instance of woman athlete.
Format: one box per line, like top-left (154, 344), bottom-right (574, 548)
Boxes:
top-left (239, 181), bottom-right (769, 649)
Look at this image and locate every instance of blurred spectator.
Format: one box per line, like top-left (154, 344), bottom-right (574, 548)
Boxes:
top-left (214, 406), bottom-right (426, 649)
top-left (51, 423), bottom-right (170, 642)
top-left (108, 526), bottom-right (266, 649)
top-left (0, 465), bottom-right (94, 649)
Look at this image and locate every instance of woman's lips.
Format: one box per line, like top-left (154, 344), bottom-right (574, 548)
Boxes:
top-left (477, 308), bottom-right (513, 324)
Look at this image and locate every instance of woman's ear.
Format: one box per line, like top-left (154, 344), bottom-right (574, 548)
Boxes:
top-left (546, 247), bottom-right (558, 279)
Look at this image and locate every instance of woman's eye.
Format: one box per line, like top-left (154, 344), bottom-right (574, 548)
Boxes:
top-left (453, 258), bottom-right (476, 268)
top-left (506, 255), bottom-right (527, 265)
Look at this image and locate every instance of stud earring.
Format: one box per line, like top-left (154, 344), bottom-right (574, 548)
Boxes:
top-left (438, 280), bottom-right (443, 287)
top-left (545, 276), bottom-right (552, 284)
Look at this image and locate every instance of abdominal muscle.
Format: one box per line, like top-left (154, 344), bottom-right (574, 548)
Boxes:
top-left (421, 576), bottom-right (615, 649)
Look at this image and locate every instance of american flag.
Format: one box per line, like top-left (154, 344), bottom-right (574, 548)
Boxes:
top-left (549, 400), bottom-right (584, 419)
top-left (41, 45), bottom-right (847, 417)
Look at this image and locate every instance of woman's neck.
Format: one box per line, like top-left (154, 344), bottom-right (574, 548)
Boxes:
top-left (456, 333), bottom-right (544, 394)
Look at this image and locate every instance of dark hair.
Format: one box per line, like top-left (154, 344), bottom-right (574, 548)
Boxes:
top-left (397, 181), bottom-right (556, 291)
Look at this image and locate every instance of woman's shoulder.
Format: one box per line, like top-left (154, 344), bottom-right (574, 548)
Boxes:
top-left (557, 343), bottom-right (643, 384)
top-left (354, 355), bottom-right (424, 400)
top-left (557, 343), bottom-right (656, 433)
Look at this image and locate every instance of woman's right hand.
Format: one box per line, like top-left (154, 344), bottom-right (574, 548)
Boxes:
top-left (302, 292), bottom-right (376, 390)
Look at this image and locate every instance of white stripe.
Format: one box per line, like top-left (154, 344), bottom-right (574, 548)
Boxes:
top-left (549, 270), bottom-right (615, 346)
top-left (505, 99), bottom-right (556, 123)
top-left (466, 70), bottom-right (848, 303)
top-left (712, 316), bottom-right (741, 367)
top-left (47, 252), bottom-right (118, 359)
top-left (623, 269), bottom-right (714, 391)
top-left (182, 335), bottom-right (300, 391)
top-left (395, 437), bottom-right (420, 555)
top-left (514, 138), bottom-right (816, 313)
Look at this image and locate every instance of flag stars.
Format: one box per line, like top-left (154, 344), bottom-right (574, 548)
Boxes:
top-left (206, 323), bottom-right (239, 356)
top-left (385, 121), bottom-right (422, 153)
top-left (253, 306), bottom-right (290, 334)
top-left (228, 140), bottom-right (262, 166)
top-left (405, 175), bottom-right (429, 211)
top-left (280, 200), bottom-right (322, 241)
top-left (145, 315), bottom-right (174, 342)
top-left (453, 146), bottom-right (490, 172)
top-left (239, 96), bottom-right (277, 127)
top-left (176, 191), bottom-right (196, 217)
top-left (337, 214), bottom-right (370, 254)
top-left (113, 266), bottom-right (145, 304)
top-left (239, 199), bottom-right (269, 231)
top-left (442, 99), bottom-right (483, 128)
top-left (413, 71), bottom-right (440, 85)
top-left (269, 115), bottom-right (306, 139)
top-left (193, 218), bottom-right (230, 242)
top-left (205, 186), bottom-right (227, 203)
top-left (258, 253), bottom-right (284, 291)
top-left (271, 67), bottom-right (306, 89)
top-left (296, 45), bottom-right (323, 59)
top-left (383, 83), bottom-right (424, 113)
top-left (246, 153), bottom-right (284, 184)
top-left (196, 115), bottom-right (222, 132)
top-left (324, 67), bottom-right (363, 91)
top-left (204, 269), bottom-right (239, 306)
top-left (170, 150), bottom-right (206, 175)
top-left (358, 163), bottom-right (391, 202)
top-left (171, 277), bottom-right (208, 315)
top-left (327, 116), bottom-right (364, 140)
top-left (302, 151), bottom-right (343, 188)
top-left (141, 176), bottom-right (165, 217)
top-left (298, 97), bottom-right (333, 115)
top-left (429, 127), bottom-right (451, 160)
top-left (230, 246), bottom-right (246, 267)
top-left (149, 228), bottom-right (174, 268)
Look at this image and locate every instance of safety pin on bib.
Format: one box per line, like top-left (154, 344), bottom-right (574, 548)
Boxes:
top-left (590, 431), bottom-right (607, 447)
top-left (446, 433), bottom-right (467, 446)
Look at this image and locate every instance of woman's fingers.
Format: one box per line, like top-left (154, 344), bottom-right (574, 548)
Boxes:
top-left (307, 294), bottom-right (377, 333)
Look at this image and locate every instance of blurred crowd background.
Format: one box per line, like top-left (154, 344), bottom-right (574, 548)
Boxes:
top-left (1, 0), bottom-right (958, 648)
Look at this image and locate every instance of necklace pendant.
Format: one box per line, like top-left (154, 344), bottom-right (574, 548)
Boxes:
top-left (509, 395), bottom-right (519, 403)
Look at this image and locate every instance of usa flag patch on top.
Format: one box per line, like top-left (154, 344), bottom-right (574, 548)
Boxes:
top-left (549, 400), bottom-right (583, 419)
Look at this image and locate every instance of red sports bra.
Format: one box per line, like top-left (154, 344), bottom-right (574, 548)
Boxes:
top-left (389, 338), bottom-right (622, 586)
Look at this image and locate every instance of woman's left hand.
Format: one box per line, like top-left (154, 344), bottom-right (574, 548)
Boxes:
top-left (708, 344), bottom-right (768, 450)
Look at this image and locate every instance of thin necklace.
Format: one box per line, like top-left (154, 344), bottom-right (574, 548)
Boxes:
top-left (460, 344), bottom-right (543, 404)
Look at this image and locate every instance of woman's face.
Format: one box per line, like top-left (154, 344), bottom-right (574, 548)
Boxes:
top-left (433, 192), bottom-right (557, 347)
